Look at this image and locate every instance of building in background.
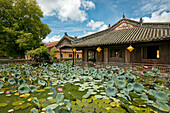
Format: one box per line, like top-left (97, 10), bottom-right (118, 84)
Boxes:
top-left (73, 13), bottom-right (170, 65)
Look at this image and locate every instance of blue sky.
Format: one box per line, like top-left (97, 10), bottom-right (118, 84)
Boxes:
top-left (36, 0), bottom-right (170, 43)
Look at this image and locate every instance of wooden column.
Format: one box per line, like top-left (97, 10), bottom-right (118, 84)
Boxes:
top-left (125, 48), bottom-right (130, 63)
top-left (84, 49), bottom-right (87, 62)
top-left (104, 48), bottom-right (108, 63)
top-left (60, 48), bottom-right (62, 61)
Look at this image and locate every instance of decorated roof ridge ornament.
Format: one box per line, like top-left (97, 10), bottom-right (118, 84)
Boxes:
top-left (96, 47), bottom-right (102, 52)
top-left (123, 12), bottom-right (125, 18)
top-left (73, 48), bottom-right (76, 53)
top-left (127, 45), bottom-right (134, 52)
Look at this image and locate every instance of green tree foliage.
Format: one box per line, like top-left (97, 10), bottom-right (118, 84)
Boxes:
top-left (0, 0), bottom-right (51, 58)
top-left (26, 46), bottom-right (57, 64)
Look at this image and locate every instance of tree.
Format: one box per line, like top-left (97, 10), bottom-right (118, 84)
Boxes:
top-left (26, 46), bottom-right (57, 64)
top-left (0, 0), bottom-right (51, 58)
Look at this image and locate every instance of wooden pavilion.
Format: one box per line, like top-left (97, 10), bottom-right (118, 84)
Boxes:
top-left (72, 14), bottom-right (170, 66)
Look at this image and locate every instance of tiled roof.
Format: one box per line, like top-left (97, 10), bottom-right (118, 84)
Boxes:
top-left (44, 41), bottom-right (59, 48)
top-left (73, 27), bottom-right (170, 47)
top-left (56, 49), bottom-right (82, 53)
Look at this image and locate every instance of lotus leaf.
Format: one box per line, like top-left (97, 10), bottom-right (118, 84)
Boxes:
top-left (129, 92), bottom-right (141, 98)
top-left (147, 71), bottom-right (155, 76)
top-left (18, 84), bottom-right (30, 94)
top-left (18, 79), bottom-right (26, 85)
top-left (127, 83), bottom-right (133, 91)
top-left (156, 100), bottom-right (170, 111)
top-left (3, 77), bottom-right (8, 82)
top-left (46, 107), bottom-right (54, 113)
top-left (56, 93), bottom-right (64, 104)
top-left (31, 76), bottom-right (37, 81)
top-left (109, 107), bottom-right (126, 113)
top-left (96, 107), bottom-right (108, 113)
top-left (20, 103), bottom-right (31, 109)
top-left (95, 95), bottom-right (103, 99)
top-left (31, 108), bottom-right (38, 113)
top-left (46, 104), bottom-right (58, 110)
top-left (116, 80), bottom-right (126, 89)
top-left (14, 74), bottom-right (21, 79)
top-left (82, 107), bottom-right (94, 112)
top-left (44, 86), bottom-right (52, 90)
top-left (64, 99), bottom-right (71, 110)
top-left (133, 98), bottom-right (146, 105)
top-left (12, 101), bottom-right (25, 106)
top-left (153, 84), bottom-right (162, 90)
top-left (0, 81), bottom-right (4, 89)
top-left (32, 98), bottom-right (40, 108)
top-left (0, 103), bottom-right (7, 107)
top-left (112, 66), bottom-right (118, 70)
top-left (106, 87), bottom-right (117, 97)
top-left (83, 91), bottom-right (91, 98)
top-left (106, 80), bottom-right (114, 88)
top-left (14, 105), bottom-right (20, 110)
top-left (39, 98), bottom-right (46, 103)
top-left (84, 69), bottom-right (89, 75)
top-left (133, 82), bottom-right (144, 93)
top-left (36, 89), bottom-right (45, 93)
top-left (106, 65), bottom-right (111, 69)
top-left (38, 80), bottom-right (47, 87)
top-left (141, 94), bottom-right (148, 100)
top-left (8, 79), bottom-right (16, 85)
top-left (153, 90), bottom-right (169, 102)
top-left (30, 85), bottom-right (37, 92)
top-left (119, 68), bottom-right (125, 75)
top-left (117, 76), bottom-right (126, 81)
top-left (49, 99), bottom-right (56, 103)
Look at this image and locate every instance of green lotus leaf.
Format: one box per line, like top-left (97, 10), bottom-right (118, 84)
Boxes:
top-left (46, 107), bottom-right (54, 113)
top-left (106, 65), bottom-right (111, 69)
top-left (117, 76), bottom-right (126, 81)
top-left (41, 103), bottom-right (48, 108)
top-left (119, 68), bottom-right (125, 75)
top-left (126, 67), bottom-right (132, 73)
top-left (133, 82), bottom-right (144, 93)
top-left (31, 76), bottom-right (37, 81)
top-left (12, 101), bottom-right (25, 106)
top-left (106, 87), bottom-right (117, 97)
top-left (14, 105), bottom-right (20, 110)
top-left (129, 92), bottom-right (141, 98)
top-left (49, 99), bottom-right (56, 103)
top-left (126, 74), bottom-right (136, 83)
top-left (38, 80), bottom-right (47, 87)
top-left (71, 105), bottom-right (82, 111)
top-left (18, 84), bottom-right (30, 94)
top-left (8, 79), bottom-right (16, 85)
top-left (116, 80), bottom-right (126, 89)
top-left (39, 98), bottom-right (46, 103)
top-left (84, 69), bottom-right (89, 75)
top-left (0, 81), bottom-right (4, 89)
top-left (0, 103), bottom-right (7, 108)
top-left (20, 103), bottom-right (31, 109)
top-left (14, 74), bottom-right (21, 79)
top-left (127, 83), bottom-right (133, 91)
top-left (109, 107), bottom-right (126, 113)
top-left (3, 77), bottom-right (8, 82)
top-left (122, 103), bottom-right (137, 113)
top-left (147, 71), bottom-right (155, 76)
top-left (82, 107), bottom-right (94, 112)
top-left (18, 79), bottom-right (26, 85)
top-left (83, 91), bottom-right (91, 99)
top-left (112, 66), bottom-right (118, 70)
top-left (96, 107), bottom-right (108, 113)
top-left (156, 100), bottom-right (170, 111)
top-left (141, 94), bottom-right (148, 100)
top-left (30, 85), bottom-right (37, 92)
top-left (120, 89), bottom-right (131, 100)
top-left (153, 90), bottom-right (169, 102)
top-left (153, 84), bottom-right (162, 90)
top-left (36, 89), bottom-right (45, 93)
top-left (46, 104), bottom-right (58, 110)
top-left (132, 98), bottom-right (146, 105)
top-left (106, 80), bottom-right (114, 88)
top-left (56, 93), bottom-right (64, 104)
top-left (31, 108), bottom-right (38, 113)
top-left (32, 98), bottom-right (40, 108)
top-left (64, 99), bottom-right (71, 111)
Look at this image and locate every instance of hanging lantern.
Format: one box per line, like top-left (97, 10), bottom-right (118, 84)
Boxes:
top-left (96, 47), bottom-right (102, 52)
top-left (73, 48), bottom-right (76, 53)
top-left (127, 45), bottom-right (134, 52)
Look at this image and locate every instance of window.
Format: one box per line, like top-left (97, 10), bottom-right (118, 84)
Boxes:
top-left (69, 54), bottom-right (72, 57)
top-left (77, 54), bottom-right (79, 58)
top-left (143, 46), bottom-right (159, 59)
top-left (88, 50), bottom-right (95, 61)
top-left (110, 48), bottom-right (122, 58)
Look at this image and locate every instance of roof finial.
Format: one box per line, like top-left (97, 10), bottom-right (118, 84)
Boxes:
top-left (123, 12), bottom-right (125, 18)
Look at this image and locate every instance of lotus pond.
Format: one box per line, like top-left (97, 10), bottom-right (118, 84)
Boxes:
top-left (0, 62), bottom-right (169, 113)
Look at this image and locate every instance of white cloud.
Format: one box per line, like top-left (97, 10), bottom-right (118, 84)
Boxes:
top-left (83, 31), bottom-right (95, 35)
top-left (98, 25), bottom-right (108, 31)
top-left (132, 10), bottom-right (170, 22)
top-left (42, 35), bottom-right (61, 43)
top-left (86, 20), bottom-right (105, 30)
top-left (37, 0), bottom-right (95, 22)
top-left (136, 0), bottom-right (170, 15)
